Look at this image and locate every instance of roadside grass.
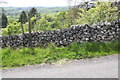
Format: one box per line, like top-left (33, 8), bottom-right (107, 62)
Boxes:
top-left (2, 39), bottom-right (120, 69)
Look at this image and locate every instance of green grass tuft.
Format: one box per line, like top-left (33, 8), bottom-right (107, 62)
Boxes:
top-left (2, 39), bottom-right (119, 69)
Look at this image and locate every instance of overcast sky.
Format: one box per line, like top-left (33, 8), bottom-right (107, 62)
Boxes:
top-left (1, 0), bottom-right (119, 7)
top-left (2, 0), bottom-right (68, 7)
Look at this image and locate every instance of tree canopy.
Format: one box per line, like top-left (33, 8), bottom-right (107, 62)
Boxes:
top-left (19, 11), bottom-right (28, 24)
top-left (2, 13), bottom-right (8, 28)
top-left (28, 7), bottom-right (37, 19)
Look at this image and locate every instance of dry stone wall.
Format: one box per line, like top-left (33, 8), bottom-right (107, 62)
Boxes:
top-left (1, 19), bottom-right (120, 48)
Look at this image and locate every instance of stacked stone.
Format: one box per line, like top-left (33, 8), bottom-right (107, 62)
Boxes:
top-left (0, 19), bottom-right (120, 48)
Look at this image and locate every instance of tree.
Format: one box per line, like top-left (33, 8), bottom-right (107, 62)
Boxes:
top-left (28, 7), bottom-right (37, 34)
top-left (19, 11), bottom-right (28, 24)
top-left (28, 7), bottom-right (37, 19)
top-left (28, 7), bottom-right (38, 28)
top-left (2, 13), bottom-right (8, 28)
top-left (67, 0), bottom-right (96, 20)
top-left (27, 7), bottom-right (37, 47)
top-left (77, 2), bottom-right (118, 25)
top-left (19, 11), bottom-right (28, 34)
top-left (68, 6), bottom-right (79, 19)
top-left (110, 1), bottom-right (120, 19)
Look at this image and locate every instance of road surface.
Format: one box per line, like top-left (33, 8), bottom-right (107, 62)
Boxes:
top-left (2, 54), bottom-right (119, 78)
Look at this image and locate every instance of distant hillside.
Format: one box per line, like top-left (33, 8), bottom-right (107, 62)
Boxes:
top-left (3, 7), bottom-right (68, 19)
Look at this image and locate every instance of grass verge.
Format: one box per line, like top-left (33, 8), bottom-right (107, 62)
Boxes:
top-left (2, 39), bottom-right (120, 69)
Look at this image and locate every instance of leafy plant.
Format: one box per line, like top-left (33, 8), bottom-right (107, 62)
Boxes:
top-left (77, 2), bottom-right (118, 25)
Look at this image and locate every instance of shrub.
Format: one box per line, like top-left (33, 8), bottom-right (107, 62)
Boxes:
top-left (77, 2), bottom-right (118, 25)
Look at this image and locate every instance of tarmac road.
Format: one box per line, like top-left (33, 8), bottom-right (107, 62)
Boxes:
top-left (2, 54), bottom-right (119, 78)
